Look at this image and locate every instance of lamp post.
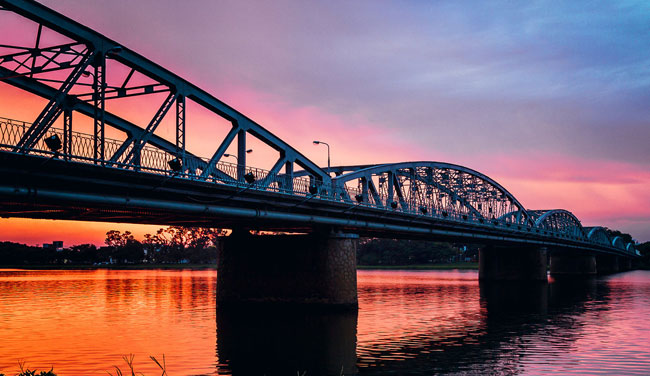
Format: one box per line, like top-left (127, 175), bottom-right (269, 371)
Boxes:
top-left (313, 140), bottom-right (330, 176)
top-left (82, 69), bottom-right (95, 85)
top-left (224, 149), bottom-right (253, 164)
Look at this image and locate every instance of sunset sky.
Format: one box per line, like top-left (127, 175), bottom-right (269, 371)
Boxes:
top-left (1, 0), bottom-right (649, 245)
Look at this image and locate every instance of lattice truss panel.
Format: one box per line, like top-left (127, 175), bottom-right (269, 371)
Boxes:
top-left (331, 162), bottom-right (534, 226)
top-left (528, 209), bottom-right (587, 239)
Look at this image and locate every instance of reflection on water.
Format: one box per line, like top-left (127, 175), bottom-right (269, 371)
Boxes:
top-left (0, 269), bottom-right (650, 375)
top-left (217, 306), bottom-right (357, 375)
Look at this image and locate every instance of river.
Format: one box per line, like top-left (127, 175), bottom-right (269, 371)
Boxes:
top-left (0, 269), bottom-right (649, 375)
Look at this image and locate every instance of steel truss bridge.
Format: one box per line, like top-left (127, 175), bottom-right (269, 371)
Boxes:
top-left (0, 0), bottom-right (638, 258)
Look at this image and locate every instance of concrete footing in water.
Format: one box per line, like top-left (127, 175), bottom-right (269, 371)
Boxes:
top-left (217, 230), bottom-right (358, 308)
top-left (596, 254), bottom-right (621, 274)
top-left (550, 253), bottom-right (597, 278)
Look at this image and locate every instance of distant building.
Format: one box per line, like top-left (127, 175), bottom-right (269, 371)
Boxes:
top-left (43, 241), bottom-right (64, 252)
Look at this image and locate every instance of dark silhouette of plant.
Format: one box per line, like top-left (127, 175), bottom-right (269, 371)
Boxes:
top-left (107, 354), bottom-right (167, 376)
top-left (0, 361), bottom-right (57, 376)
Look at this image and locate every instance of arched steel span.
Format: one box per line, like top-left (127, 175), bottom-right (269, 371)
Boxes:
top-left (330, 162), bottom-right (536, 227)
top-left (585, 226), bottom-right (612, 246)
top-left (0, 0), bottom-right (330, 187)
top-left (627, 243), bottom-right (637, 253)
top-left (528, 209), bottom-right (587, 240)
top-left (585, 227), bottom-right (637, 253)
top-left (612, 236), bottom-right (626, 250)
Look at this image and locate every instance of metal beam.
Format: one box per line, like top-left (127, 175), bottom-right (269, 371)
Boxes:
top-left (237, 129), bottom-right (246, 181)
top-left (393, 174), bottom-right (408, 211)
top-left (176, 94), bottom-right (185, 167)
top-left (200, 125), bottom-right (239, 179)
top-left (367, 177), bottom-right (383, 208)
top-left (93, 54), bottom-right (105, 162)
top-left (259, 156), bottom-right (287, 189)
top-left (63, 108), bottom-right (72, 158)
top-left (14, 49), bottom-right (93, 152)
top-left (123, 92), bottom-right (177, 167)
top-left (109, 92), bottom-right (176, 165)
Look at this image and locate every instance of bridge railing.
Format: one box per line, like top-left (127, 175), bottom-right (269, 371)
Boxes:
top-left (0, 116), bottom-right (364, 204)
top-left (0, 117), bottom-right (639, 254)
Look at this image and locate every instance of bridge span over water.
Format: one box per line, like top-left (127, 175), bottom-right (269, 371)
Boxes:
top-left (0, 0), bottom-right (639, 307)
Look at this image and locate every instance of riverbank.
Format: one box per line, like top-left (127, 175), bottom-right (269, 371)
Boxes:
top-left (0, 262), bottom-right (479, 270)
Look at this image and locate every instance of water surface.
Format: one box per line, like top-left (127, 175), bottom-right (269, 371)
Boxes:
top-left (0, 269), bottom-right (649, 375)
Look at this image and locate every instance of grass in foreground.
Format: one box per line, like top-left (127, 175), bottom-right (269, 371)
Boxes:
top-left (108, 354), bottom-right (167, 376)
top-left (0, 361), bottom-right (56, 376)
top-left (1, 355), bottom-right (167, 376)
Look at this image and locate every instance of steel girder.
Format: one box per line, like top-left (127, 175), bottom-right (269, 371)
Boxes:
top-left (331, 161), bottom-right (535, 227)
top-left (0, 0), bottom-right (329, 186)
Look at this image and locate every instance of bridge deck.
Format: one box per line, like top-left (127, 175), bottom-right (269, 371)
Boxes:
top-left (0, 151), bottom-right (636, 257)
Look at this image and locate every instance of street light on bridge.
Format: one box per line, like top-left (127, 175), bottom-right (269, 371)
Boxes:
top-left (223, 149), bottom-right (253, 164)
top-left (313, 140), bottom-right (330, 176)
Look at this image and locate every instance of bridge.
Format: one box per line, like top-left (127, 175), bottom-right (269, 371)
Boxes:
top-left (0, 0), bottom-right (639, 307)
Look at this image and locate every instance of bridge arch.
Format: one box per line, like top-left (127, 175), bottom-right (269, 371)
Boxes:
top-left (528, 209), bottom-right (587, 239)
top-left (612, 236), bottom-right (626, 250)
top-left (585, 226), bottom-right (612, 246)
top-left (331, 161), bottom-right (535, 226)
top-left (626, 242), bottom-right (637, 254)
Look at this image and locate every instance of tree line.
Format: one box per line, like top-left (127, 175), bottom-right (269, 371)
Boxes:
top-left (0, 227), bottom-right (647, 267)
top-left (0, 226), bottom-right (223, 266)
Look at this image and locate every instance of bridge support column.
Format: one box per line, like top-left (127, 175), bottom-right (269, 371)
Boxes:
top-left (596, 254), bottom-right (620, 274)
top-left (620, 257), bottom-right (632, 271)
top-left (549, 252), bottom-right (597, 278)
top-left (217, 230), bottom-right (358, 308)
top-left (479, 246), bottom-right (548, 282)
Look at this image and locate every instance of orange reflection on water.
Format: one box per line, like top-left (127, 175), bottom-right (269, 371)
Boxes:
top-left (356, 270), bottom-right (485, 367)
top-left (2, 269), bottom-right (650, 375)
top-left (0, 269), bottom-right (217, 375)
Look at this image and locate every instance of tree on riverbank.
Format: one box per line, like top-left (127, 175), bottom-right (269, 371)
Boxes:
top-left (141, 226), bottom-right (224, 264)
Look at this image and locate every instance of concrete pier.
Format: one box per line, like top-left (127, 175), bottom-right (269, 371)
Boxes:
top-left (550, 253), bottom-right (597, 278)
top-left (620, 257), bottom-right (633, 271)
top-left (479, 246), bottom-right (548, 282)
top-left (596, 254), bottom-right (620, 274)
top-left (217, 230), bottom-right (358, 308)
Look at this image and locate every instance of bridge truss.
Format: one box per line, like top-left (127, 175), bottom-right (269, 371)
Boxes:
top-left (0, 0), bottom-right (639, 257)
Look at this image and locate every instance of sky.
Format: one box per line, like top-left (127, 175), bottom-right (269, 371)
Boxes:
top-left (0, 0), bottom-right (649, 245)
